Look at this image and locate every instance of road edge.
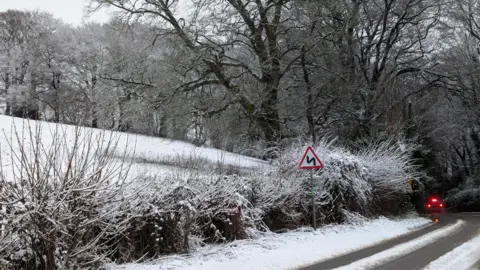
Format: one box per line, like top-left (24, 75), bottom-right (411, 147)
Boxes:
top-left (290, 216), bottom-right (435, 270)
top-left (332, 219), bottom-right (465, 270)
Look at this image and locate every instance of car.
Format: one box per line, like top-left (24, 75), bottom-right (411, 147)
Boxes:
top-left (425, 196), bottom-right (444, 222)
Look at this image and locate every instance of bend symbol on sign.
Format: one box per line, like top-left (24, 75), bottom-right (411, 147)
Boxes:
top-left (299, 146), bottom-right (324, 169)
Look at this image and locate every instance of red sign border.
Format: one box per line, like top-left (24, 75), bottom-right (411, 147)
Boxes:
top-left (299, 146), bottom-right (324, 169)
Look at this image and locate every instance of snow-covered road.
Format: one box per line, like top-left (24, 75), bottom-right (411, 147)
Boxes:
top-left (423, 229), bottom-right (480, 270)
top-left (302, 213), bottom-right (480, 270)
top-left (333, 219), bottom-right (465, 270)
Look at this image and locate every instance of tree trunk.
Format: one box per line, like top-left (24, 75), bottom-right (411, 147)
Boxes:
top-left (51, 71), bottom-right (61, 123)
top-left (405, 101), bottom-right (415, 139)
top-left (91, 105), bottom-right (98, 128)
top-left (470, 128), bottom-right (480, 166)
top-left (117, 104), bottom-right (129, 132)
top-left (28, 74), bottom-right (39, 120)
top-left (258, 86), bottom-right (281, 149)
top-left (54, 109), bottom-right (60, 123)
top-left (159, 113), bottom-right (167, 137)
top-left (4, 72), bottom-right (11, 116)
top-left (301, 45), bottom-right (316, 144)
top-left (356, 107), bottom-right (373, 139)
top-left (91, 66), bottom-right (98, 128)
top-left (5, 102), bottom-right (11, 116)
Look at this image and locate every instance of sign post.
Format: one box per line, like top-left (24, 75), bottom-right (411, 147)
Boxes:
top-left (299, 146), bottom-right (324, 230)
top-left (311, 169), bottom-right (315, 230)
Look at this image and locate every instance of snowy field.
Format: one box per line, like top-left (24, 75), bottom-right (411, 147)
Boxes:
top-left (0, 115), bottom-right (270, 182)
top-left (108, 216), bottom-right (431, 270)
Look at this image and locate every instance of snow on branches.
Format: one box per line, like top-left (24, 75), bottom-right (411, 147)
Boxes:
top-left (0, 120), bottom-right (135, 269)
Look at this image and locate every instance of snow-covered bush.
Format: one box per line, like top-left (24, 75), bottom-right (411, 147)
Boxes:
top-left (356, 140), bottom-right (420, 200)
top-left (0, 120), bottom-right (135, 269)
top-left (265, 138), bottom-right (418, 224)
top-left (445, 188), bottom-right (480, 211)
top-left (106, 171), bottom-right (263, 262)
top-left (249, 169), bottom-right (307, 230)
top-left (267, 140), bottom-right (370, 224)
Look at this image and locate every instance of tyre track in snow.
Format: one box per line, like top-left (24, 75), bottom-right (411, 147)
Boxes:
top-left (299, 217), bottom-right (452, 270)
top-left (300, 213), bottom-right (480, 270)
top-left (422, 228), bottom-right (480, 270)
top-left (371, 217), bottom-right (475, 270)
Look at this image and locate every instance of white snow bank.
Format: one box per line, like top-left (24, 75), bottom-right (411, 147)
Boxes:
top-left (334, 219), bottom-right (465, 270)
top-left (423, 231), bottom-right (480, 270)
top-left (108, 216), bottom-right (431, 270)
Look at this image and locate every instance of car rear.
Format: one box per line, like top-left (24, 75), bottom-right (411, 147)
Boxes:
top-left (426, 196), bottom-right (444, 214)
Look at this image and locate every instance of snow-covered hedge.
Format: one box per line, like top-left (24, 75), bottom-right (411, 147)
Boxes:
top-left (269, 139), bottom-right (418, 224)
top-left (445, 188), bottom-right (480, 211)
top-left (103, 138), bottom-right (419, 263)
top-left (0, 127), bottom-right (419, 268)
top-left (276, 140), bottom-right (373, 217)
top-left (356, 140), bottom-right (417, 199)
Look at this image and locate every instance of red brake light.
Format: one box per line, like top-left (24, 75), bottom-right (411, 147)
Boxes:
top-left (431, 198), bottom-right (437, 202)
top-left (439, 203), bottom-right (443, 207)
top-left (427, 204), bottom-right (431, 208)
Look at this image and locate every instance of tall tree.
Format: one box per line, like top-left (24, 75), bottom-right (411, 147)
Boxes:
top-left (0, 10), bottom-right (36, 117)
top-left (89, 0), bottom-right (309, 151)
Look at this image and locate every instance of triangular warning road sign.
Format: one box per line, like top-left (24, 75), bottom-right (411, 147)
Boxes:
top-left (299, 146), bottom-right (324, 169)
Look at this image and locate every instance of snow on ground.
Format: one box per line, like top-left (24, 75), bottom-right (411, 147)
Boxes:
top-left (124, 134), bottom-right (268, 169)
top-left (334, 219), bottom-right (465, 270)
top-left (0, 116), bottom-right (269, 181)
top-left (423, 230), bottom-right (480, 270)
top-left (108, 216), bottom-right (431, 270)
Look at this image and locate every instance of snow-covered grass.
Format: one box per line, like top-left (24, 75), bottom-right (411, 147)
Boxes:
top-left (0, 115), bottom-right (269, 182)
top-left (108, 216), bottom-right (431, 270)
top-left (423, 231), bottom-right (480, 270)
top-left (334, 219), bottom-right (465, 270)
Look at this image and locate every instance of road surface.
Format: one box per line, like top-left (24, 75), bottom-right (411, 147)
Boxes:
top-left (300, 213), bottom-right (480, 270)
top-left (473, 260), bottom-right (480, 270)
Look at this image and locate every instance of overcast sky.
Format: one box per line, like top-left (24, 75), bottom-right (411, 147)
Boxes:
top-left (0, 0), bottom-right (112, 25)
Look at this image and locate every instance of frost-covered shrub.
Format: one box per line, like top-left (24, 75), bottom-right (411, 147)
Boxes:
top-left (0, 121), bottom-right (135, 270)
top-left (357, 140), bottom-right (419, 200)
top-left (445, 188), bottom-right (480, 212)
top-left (111, 208), bottom-right (189, 262)
top-left (246, 168), bottom-right (306, 230)
top-left (316, 151), bottom-right (373, 221)
top-left (269, 140), bottom-right (371, 224)
top-left (108, 178), bottom-right (197, 262)
top-left (108, 173), bottom-right (261, 262)
top-left (191, 175), bottom-right (258, 242)
top-left (266, 138), bottom-right (418, 224)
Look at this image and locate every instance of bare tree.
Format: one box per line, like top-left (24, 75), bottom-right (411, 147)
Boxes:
top-left (88, 0), bottom-right (317, 152)
top-left (0, 10), bottom-right (36, 117)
